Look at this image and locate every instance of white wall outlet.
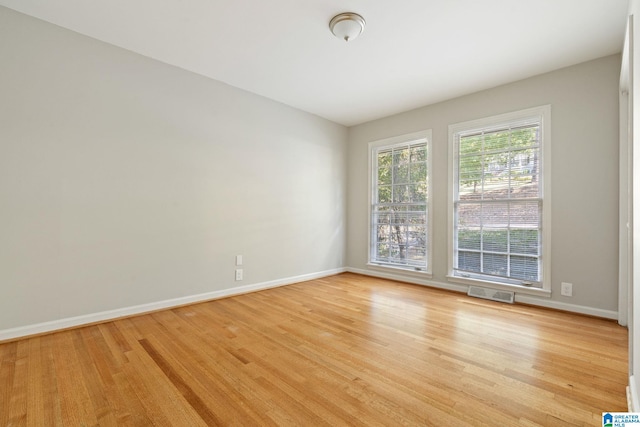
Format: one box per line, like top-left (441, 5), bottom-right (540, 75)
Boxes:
top-left (235, 269), bottom-right (243, 281)
top-left (560, 282), bottom-right (573, 297)
top-left (236, 255), bottom-right (243, 266)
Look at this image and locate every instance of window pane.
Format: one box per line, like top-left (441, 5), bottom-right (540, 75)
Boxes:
top-left (484, 131), bottom-right (510, 152)
top-left (410, 162), bottom-right (427, 182)
top-left (373, 209), bottom-right (391, 224)
top-left (389, 225), bottom-right (407, 244)
top-left (407, 246), bottom-right (426, 264)
top-left (378, 186), bottom-right (392, 203)
top-left (510, 229), bottom-right (539, 255)
top-left (376, 152), bottom-right (392, 208)
top-left (510, 255), bottom-right (539, 281)
top-left (481, 202), bottom-right (510, 228)
top-left (408, 209), bottom-right (426, 224)
top-left (409, 184), bottom-right (427, 202)
top-left (390, 209), bottom-right (408, 225)
top-left (458, 251), bottom-right (480, 271)
top-left (510, 148), bottom-right (539, 198)
top-left (457, 202), bottom-right (481, 228)
top-left (376, 225), bottom-right (390, 243)
top-left (482, 228), bottom-right (508, 253)
top-left (378, 165), bottom-right (392, 185)
top-left (393, 185), bottom-right (410, 203)
top-left (394, 164), bottom-right (409, 184)
top-left (459, 156), bottom-right (483, 200)
top-left (483, 253), bottom-right (508, 276)
top-left (390, 245), bottom-right (406, 261)
top-left (378, 151), bottom-right (392, 168)
top-left (511, 126), bottom-right (538, 148)
top-left (510, 201), bottom-right (540, 228)
top-left (393, 148), bottom-right (410, 166)
top-left (411, 145), bottom-right (427, 162)
top-left (408, 225), bottom-right (426, 246)
top-left (460, 135), bottom-right (482, 156)
top-left (483, 154), bottom-right (510, 200)
top-left (377, 243), bottom-right (389, 260)
top-left (458, 228), bottom-right (481, 251)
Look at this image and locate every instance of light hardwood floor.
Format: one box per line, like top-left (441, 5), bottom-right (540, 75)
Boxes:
top-left (0, 273), bottom-right (628, 426)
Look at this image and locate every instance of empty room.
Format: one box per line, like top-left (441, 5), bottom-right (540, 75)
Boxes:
top-left (0, 0), bottom-right (637, 425)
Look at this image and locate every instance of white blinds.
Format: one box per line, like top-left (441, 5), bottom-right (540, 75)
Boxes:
top-left (372, 140), bottom-right (428, 269)
top-left (454, 120), bottom-right (542, 285)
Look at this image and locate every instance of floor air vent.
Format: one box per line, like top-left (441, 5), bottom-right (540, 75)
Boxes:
top-left (467, 286), bottom-right (515, 304)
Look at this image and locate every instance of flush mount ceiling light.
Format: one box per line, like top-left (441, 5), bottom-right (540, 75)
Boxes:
top-left (329, 13), bottom-right (366, 42)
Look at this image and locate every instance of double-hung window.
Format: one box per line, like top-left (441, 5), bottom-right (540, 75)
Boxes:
top-left (449, 106), bottom-right (550, 290)
top-left (369, 131), bottom-right (432, 274)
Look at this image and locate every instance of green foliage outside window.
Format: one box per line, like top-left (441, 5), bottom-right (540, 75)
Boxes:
top-left (373, 142), bottom-right (428, 267)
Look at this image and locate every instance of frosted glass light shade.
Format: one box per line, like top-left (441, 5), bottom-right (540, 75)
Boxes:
top-left (329, 13), bottom-right (366, 42)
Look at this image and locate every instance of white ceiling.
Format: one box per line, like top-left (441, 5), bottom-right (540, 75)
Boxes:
top-left (0, 0), bottom-right (629, 126)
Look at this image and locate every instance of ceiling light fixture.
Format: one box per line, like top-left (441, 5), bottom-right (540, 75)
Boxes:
top-left (329, 13), bottom-right (366, 42)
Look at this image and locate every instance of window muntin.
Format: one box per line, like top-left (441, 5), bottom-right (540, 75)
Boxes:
top-left (370, 133), bottom-right (431, 272)
top-left (451, 110), bottom-right (548, 288)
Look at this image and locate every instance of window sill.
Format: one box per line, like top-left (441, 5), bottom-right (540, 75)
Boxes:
top-left (367, 263), bottom-right (433, 279)
top-left (446, 275), bottom-right (551, 298)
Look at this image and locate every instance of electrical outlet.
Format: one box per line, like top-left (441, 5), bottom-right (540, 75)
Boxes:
top-left (235, 269), bottom-right (243, 281)
top-left (561, 282), bottom-right (573, 297)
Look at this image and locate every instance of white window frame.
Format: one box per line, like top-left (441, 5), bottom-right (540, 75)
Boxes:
top-left (368, 130), bottom-right (433, 277)
top-left (447, 106), bottom-right (551, 296)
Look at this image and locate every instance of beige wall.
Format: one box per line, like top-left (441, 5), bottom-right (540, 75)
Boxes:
top-left (0, 7), bottom-right (347, 332)
top-left (347, 54), bottom-right (621, 315)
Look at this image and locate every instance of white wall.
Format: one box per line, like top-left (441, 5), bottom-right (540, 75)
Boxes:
top-left (627, 0), bottom-right (640, 411)
top-left (0, 7), bottom-right (347, 335)
top-left (347, 54), bottom-right (621, 317)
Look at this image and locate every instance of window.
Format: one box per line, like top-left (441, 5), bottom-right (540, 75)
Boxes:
top-left (369, 131), bottom-right (432, 274)
top-left (448, 106), bottom-right (550, 290)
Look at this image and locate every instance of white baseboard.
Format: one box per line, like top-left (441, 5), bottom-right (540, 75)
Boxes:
top-left (0, 266), bottom-right (618, 341)
top-left (346, 267), bottom-right (468, 293)
top-left (630, 375), bottom-right (640, 412)
top-left (515, 294), bottom-right (618, 320)
top-left (347, 267), bottom-right (618, 320)
top-left (0, 267), bottom-right (347, 342)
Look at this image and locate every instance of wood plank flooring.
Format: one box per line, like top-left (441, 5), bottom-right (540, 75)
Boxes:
top-left (0, 273), bottom-right (628, 426)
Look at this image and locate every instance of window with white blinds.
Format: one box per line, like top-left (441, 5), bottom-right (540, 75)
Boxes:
top-left (449, 107), bottom-right (550, 289)
top-left (369, 131), bottom-right (432, 273)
